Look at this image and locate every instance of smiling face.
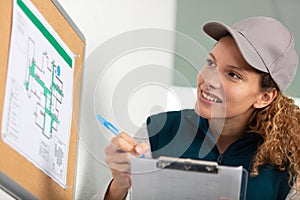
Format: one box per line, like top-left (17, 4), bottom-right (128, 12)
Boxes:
top-left (195, 36), bottom-right (267, 121)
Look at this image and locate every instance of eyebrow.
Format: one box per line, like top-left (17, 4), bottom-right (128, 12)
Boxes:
top-left (208, 52), bottom-right (249, 74)
top-left (208, 53), bottom-right (216, 62)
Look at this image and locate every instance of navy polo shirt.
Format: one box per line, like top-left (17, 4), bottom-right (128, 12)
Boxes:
top-left (146, 109), bottom-right (290, 200)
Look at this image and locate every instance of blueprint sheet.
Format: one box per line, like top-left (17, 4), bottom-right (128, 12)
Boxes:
top-left (1, 0), bottom-right (75, 188)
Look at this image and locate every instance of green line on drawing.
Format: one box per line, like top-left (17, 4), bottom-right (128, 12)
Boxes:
top-left (25, 59), bottom-right (62, 138)
top-left (17, 0), bottom-right (73, 68)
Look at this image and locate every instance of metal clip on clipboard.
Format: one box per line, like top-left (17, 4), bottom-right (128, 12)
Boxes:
top-left (156, 156), bottom-right (219, 174)
top-left (156, 156), bottom-right (248, 200)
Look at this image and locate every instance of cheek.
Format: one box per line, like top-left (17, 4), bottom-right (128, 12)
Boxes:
top-left (197, 71), bottom-right (201, 82)
top-left (197, 70), bottom-right (205, 85)
top-left (224, 86), bottom-right (257, 109)
top-left (224, 83), bottom-right (246, 101)
top-left (224, 85), bottom-right (236, 99)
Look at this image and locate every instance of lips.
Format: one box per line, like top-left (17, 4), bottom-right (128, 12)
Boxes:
top-left (201, 90), bottom-right (222, 103)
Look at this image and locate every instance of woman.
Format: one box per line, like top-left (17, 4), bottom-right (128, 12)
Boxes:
top-left (100, 16), bottom-right (300, 200)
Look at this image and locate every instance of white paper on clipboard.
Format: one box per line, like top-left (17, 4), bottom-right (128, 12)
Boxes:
top-left (131, 157), bottom-right (247, 200)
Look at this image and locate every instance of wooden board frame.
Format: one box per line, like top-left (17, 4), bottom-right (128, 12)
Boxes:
top-left (0, 0), bottom-right (85, 199)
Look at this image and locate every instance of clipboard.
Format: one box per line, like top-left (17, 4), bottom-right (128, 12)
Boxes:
top-left (131, 156), bottom-right (248, 200)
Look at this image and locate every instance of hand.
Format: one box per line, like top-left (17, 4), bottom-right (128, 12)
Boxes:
top-left (104, 132), bottom-right (148, 200)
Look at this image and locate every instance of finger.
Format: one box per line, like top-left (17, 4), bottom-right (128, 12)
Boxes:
top-left (134, 143), bottom-right (149, 154)
top-left (104, 143), bottom-right (117, 155)
top-left (111, 135), bottom-right (136, 152)
top-left (106, 153), bottom-right (131, 173)
top-left (118, 132), bottom-right (137, 146)
top-left (106, 151), bottom-right (133, 165)
top-left (108, 161), bottom-right (130, 173)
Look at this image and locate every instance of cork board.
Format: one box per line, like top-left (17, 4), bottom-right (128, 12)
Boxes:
top-left (0, 0), bottom-right (85, 199)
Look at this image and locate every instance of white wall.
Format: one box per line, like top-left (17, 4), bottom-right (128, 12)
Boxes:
top-left (55, 1), bottom-right (300, 199)
top-left (173, 0), bottom-right (300, 97)
top-left (57, 1), bottom-right (177, 199)
top-left (294, 98), bottom-right (300, 106)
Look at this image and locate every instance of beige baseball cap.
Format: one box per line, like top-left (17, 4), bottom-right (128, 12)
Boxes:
top-left (203, 16), bottom-right (298, 92)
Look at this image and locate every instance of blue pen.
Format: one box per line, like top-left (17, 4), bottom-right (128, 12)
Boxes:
top-left (96, 114), bottom-right (145, 158)
top-left (96, 114), bottom-right (121, 136)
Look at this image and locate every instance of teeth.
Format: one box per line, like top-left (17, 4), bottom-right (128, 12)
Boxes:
top-left (202, 91), bottom-right (221, 103)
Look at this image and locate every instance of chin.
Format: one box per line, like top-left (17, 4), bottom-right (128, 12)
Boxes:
top-left (194, 102), bottom-right (211, 118)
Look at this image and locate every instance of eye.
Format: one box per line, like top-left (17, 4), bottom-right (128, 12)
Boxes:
top-left (228, 72), bottom-right (241, 80)
top-left (206, 58), bottom-right (216, 68)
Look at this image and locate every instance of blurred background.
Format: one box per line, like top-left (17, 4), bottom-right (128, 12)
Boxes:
top-left (54, 1), bottom-right (300, 199)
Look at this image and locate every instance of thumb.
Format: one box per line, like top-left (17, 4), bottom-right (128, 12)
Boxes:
top-left (134, 143), bottom-right (148, 155)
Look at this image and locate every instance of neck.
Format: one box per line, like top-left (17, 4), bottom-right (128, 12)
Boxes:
top-left (208, 113), bottom-right (252, 154)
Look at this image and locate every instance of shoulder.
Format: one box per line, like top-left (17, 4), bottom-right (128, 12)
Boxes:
top-left (146, 109), bottom-right (199, 126)
top-left (146, 109), bottom-right (206, 139)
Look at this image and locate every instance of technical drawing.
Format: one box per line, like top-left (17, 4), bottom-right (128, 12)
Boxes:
top-left (53, 137), bottom-right (65, 178)
top-left (24, 37), bottom-right (64, 139)
top-left (1, 0), bottom-right (75, 188)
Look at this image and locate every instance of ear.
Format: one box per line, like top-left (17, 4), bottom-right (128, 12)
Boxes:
top-left (253, 88), bottom-right (277, 109)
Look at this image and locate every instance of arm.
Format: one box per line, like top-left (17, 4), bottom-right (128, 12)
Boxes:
top-left (91, 124), bottom-right (151, 200)
top-left (104, 121), bottom-right (152, 199)
top-left (103, 131), bottom-right (148, 200)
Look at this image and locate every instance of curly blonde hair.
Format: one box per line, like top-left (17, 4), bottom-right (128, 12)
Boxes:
top-left (249, 72), bottom-right (300, 191)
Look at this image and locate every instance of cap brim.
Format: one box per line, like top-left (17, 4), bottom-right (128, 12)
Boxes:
top-left (203, 22), bottom-right (268, 73)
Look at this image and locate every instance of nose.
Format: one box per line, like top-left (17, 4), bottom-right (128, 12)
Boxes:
top-left (202, 68), bottom-right (222, 90)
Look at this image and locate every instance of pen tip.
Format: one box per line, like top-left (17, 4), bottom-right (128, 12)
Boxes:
top-left (96, 114), bottom-right (105, 123)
